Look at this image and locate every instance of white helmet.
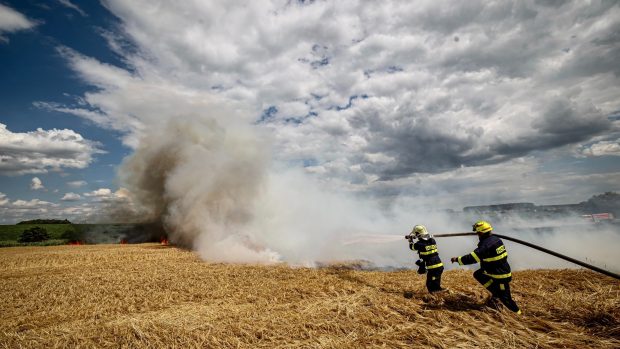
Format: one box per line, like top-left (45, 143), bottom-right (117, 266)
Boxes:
top-left (411, 225), bottom-right (430, 240)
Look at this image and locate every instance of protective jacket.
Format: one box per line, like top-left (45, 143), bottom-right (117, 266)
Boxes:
top-left (410, 237), bottom-right (443, 270)
top-left (457, 234), bottom-right (511, 280)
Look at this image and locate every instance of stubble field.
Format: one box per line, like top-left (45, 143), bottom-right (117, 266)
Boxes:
top-left (1, 244), bottom-right (618, 348)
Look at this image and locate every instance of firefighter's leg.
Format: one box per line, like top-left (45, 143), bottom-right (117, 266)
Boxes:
top-left (425, 270), bottom-right (435, 292)
top-left (435, 267), bottom-right (444, 291)
top-left (496, 281), bottom-right (521, 313)
top-left (473, 269), bottom-right (499, 297)
top-left (426, 267), bottom-right (444, 292)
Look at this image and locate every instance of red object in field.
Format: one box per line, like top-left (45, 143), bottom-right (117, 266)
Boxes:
top-left (160, 237), bottom-right (169, 245)
top-left (592, 213), bottom-right (614, 220)
top-left (582, 213), bottom-right (615, 222)
top-left (68, 241), bottom-right (82, 245)
top-left (120, 239), bottom-right (127, 244)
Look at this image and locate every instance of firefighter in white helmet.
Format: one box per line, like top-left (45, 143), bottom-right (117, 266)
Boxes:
top-left (406, 225), bottom-right (445, 293)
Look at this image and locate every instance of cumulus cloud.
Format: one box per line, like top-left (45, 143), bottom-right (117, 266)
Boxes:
top-left (61, 192), bottom-right (81, 201)
top-left (30, 177), bottom-right (44, 190)
top-left (84, 188), bottom-right (112, 197)
top-left (12, 198), bottom-right (54, 208)
top-left (0, 3), bottom-right (37, 42)
top-left (54, 1), bottom-right (617, 176)
top-left (83, 188), bottom-right (132, 204)
top-left (578, 140), bottom-right (620, 157)
top-left (0, 198), bottom-right (81, 224)
top-left (0, 191), bottom-right (123, 224)
top-left (0, 123), bottom-right (102, 175)
top-left (45, 1), bottom-right (620, 209)
top-left (367, 156), bottom-right (620, 208)
top-left (0, 193), bottom-right (59, 224)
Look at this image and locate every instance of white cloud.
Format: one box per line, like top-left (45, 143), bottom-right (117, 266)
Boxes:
top-left (578, 140), bottom-right (620, 157)
top-left (0, 195), bottom-right (58, 223)
top-left (67, 180), bottom-right (87, 188)
top-left (12, 199), bottom-right (54, 208)
top-left (374, 157), bottom-right (620, 208)
top-left (34, 101), bottom-right (122, 133)
top-left (84, 188), bottom-right (112, 197)
top-left (0, 3), bottom-right (37, 42)
top-left (0, 123), bottom-right (102, 175)
top-left (61, 192), bottom-right (81, 201)
top-left (57, 0), bottom-right (87, 17)
top-left (0, 193), bottom-right (108, 224)
top-left (30, 177), bottom-right (44, 190)
top-left (83, 188), bottom-right (132, 204)
top-left (46, 0), bottom-right (620, 205)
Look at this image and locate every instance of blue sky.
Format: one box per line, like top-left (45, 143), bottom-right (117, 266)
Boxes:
top-left (0, 0), bottom-right (131, 221)
top-left (0, 1), bottom-right (619, 224)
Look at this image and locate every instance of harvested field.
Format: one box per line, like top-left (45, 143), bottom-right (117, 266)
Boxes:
top-left (1, 244), bottom-right (618, 348)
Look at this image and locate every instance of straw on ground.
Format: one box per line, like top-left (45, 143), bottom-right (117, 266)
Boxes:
top-left (1, 244), bottom-right (618, 348)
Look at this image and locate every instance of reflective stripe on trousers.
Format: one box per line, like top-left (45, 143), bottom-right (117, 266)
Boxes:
top-left (483, 271), bottom-right (512, 279)
top-left (426, 262), bottom-right (443, 269)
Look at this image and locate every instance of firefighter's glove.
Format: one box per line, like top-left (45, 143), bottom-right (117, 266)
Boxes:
top-left (415, 260), bottom-right (426, 274)
top-left (450, 257), bottom-right (458, 263)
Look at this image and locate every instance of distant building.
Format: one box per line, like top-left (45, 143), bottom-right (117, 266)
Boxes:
top-left (459, 192), bottom-right (619, 221)
top-left (537, 204), bottom-right (582, 214)
top-left (463, 203), bottom-right (536, 214)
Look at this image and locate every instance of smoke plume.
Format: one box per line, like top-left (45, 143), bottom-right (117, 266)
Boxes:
top-left (119, 115), bottom-right (274, 260)
top-left (116, 112), bottom-right (619, 273)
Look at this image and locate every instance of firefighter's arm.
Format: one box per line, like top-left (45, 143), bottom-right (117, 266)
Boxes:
top-left (451, 248), bottom-right (481, 265)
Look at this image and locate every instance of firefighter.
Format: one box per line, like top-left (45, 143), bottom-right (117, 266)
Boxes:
top-left (450, 221), bottom-right (521, 314)
top-left (407, 225), bottom-right (445, 293)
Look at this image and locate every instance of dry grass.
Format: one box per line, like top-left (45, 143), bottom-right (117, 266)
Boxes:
top-left (1, 244), bottom-right (618, 348)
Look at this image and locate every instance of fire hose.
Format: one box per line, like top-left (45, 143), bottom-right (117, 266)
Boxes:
top-left (430, 232), bottom-right (620, 280)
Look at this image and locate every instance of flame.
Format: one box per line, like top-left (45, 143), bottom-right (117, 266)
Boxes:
top-left (68, 241), bottom-right (82, 246)
top-left (120, 239), bottom-right (127, 244)
top-left (160, 237), bottom-right (169, 246)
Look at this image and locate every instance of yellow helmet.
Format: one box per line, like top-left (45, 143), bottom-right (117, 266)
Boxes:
top-left (412, 225), bottom-right (430, 239)
top-left (472, 220), bottom-right (493, 233)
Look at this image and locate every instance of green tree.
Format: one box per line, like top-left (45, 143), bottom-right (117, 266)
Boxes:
top-left (18, 227), bottom-right (50, 243)
top-left (17, 219), bottom-right (71, 225)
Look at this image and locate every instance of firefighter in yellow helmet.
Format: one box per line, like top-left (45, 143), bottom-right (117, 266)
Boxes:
top-left (450, 221), bottom-right (521, 314)
top-left (407, 225), bottom-right (445, 293)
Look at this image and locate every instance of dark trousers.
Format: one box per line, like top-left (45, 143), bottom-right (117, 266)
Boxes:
top-left (473, 269), bottom-right (520, 313)
top-left (426, 267), bottom-right (444, 293)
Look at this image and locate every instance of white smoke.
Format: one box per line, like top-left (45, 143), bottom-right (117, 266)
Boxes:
top-left (117, 110), bottom-right (619, 274)
top-left (119, 115), bottom-right (271, 260)
top-left (499, 221), bottom-right (620, 273)
top-left (117, 111), bottom-right (452, 266)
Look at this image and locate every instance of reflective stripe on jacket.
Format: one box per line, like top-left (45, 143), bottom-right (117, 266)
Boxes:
top-left (458, 234), bottom-right (511, 279)
top-left (411, 237), bottom-right (442, 268)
